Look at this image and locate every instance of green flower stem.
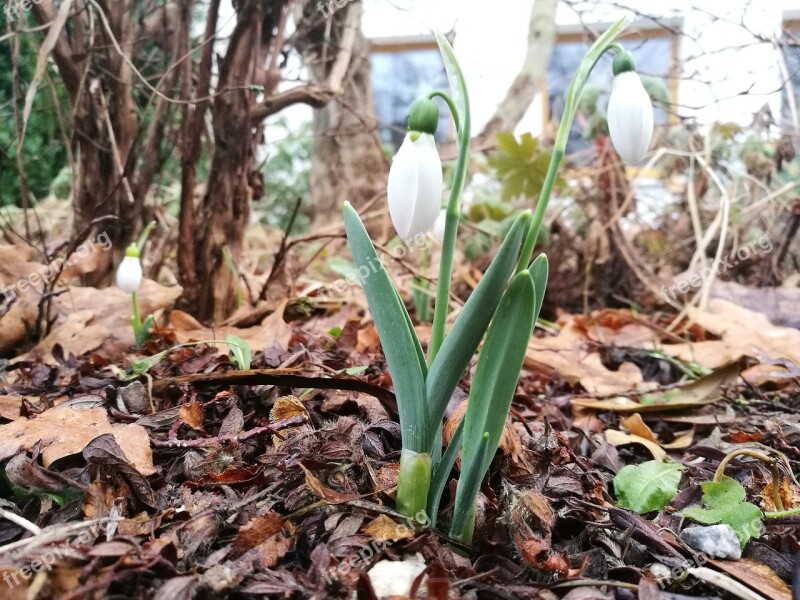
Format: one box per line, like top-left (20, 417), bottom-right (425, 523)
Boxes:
top-left (516, 16), bottom-right (631, 272)
top-left (427, 90), bottom-right (470, 365)
top-left (396, 450), bottom-right (432, 518)
top-left (764, 507), bottom-right (800, 519)
top-left (131, 291), bottom-right (143, 344)
top-left (517, 148), bottom-right (563, 273)
top-left (136, 221), bottom-right (156, 253)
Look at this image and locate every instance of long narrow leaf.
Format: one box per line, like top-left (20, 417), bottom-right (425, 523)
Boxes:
top-left (343, 203), bottom-right (429, 450)
top-left (426, 211), bottom-right (530, 435)
top-left (432, 29), bottom-right (469, 137)
top-left (530, 254), bottom-right (549, 333)
top-left (427, 418), bottom-right (463, 527)
top-left (450, 271), bottom-right (536, 540)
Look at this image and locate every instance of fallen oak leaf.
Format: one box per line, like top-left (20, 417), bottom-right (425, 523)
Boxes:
top-left (0, 405), bottom-right (155, 476)
top-left (572, 360), bottom-right (742, 413)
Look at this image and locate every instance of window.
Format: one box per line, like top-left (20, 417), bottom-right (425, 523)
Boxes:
top-left (781, 17), bottom-right (800, 131)
top-left (545, 22), bottom-right (680, 158)
top-left (369, 38), bottom-right (453, 150)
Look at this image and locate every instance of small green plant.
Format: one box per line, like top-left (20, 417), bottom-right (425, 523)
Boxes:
top-left (344, 19), bottom-right (651, 544)
top-left (680, 476), bottom-right (762, 547)
top-left (130, 338), bottom-right (253, 376)
top-left (679, 447), bottom-right (800, 549)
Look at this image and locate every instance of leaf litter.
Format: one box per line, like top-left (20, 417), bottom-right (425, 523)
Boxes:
top-left (0, 274), bottom-right (798, 598)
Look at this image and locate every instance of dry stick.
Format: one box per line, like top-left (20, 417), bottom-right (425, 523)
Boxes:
top-left (0, 508), bottom-right (42, 535)
top-left (0, 519), bottom-right (118, 557)
top-left (150, 369), bottom-right (397, 411)
top-left (259, 197), bottom-right (304, 302)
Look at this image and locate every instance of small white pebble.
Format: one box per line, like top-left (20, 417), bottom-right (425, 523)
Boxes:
top-left (367, 554), bottom-right (426, 598)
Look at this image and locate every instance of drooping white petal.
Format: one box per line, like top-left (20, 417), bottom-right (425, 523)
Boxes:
top-left (607, 71), bottom-right (654, 164)
top-left (387, 133), bottom-right (443, 240)
top-left (387, 135), bottom-right (420, 240)
top-left (407, 133), bottom-right (443, 238)
top-left (431, 209), bottom-right (447, 244)
top-left (116, 256), bottom-right (142, 293)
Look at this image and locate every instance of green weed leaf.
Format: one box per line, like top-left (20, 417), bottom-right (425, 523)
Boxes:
top-left (680, 477), bottom-right (763, 548)
top-left (614, 461), bottom-right (683, 513)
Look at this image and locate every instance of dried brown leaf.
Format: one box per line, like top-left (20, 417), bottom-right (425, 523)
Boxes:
top-left (362, 514), bottom-right (414, 542)
top-left (0, 405), bottom-right (155, 475)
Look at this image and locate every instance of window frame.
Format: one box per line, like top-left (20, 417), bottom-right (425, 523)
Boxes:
top-left (368, 36), bottom-right (457, 146)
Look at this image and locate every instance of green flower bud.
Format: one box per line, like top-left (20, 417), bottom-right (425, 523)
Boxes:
top-left (612, 49), bottom-right (636, 76)
top-left (407, 97), bottom-right (439, 135)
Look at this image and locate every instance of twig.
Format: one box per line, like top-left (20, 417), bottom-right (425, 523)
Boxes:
top-left (0, 508), bottom-right (42, 535)
top-left (149, 415), bottom-right (306, 448)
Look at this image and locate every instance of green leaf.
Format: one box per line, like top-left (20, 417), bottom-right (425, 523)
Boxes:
top-left (225, 335), bottom-right (252, 370)
top-left (488, 133), bottom-right (560, 201)
top-left (529, 254), bottom-right (549, 332)
top-left (614, 461), bottom-right (683, 513)
top-left (343, 203), bottom-right (430, 451)
top-left (427, 417), bottom-right (463, 527)
top-left (432, 28), bottom-right (469, 138)
top-left (450, 270), bottom-right (535, 541)
top-left (426, 211), bottom-right (530, 434)
top-left (680, 477), bottom-right (763, 548)
top-left (130, 349), bottom-right (170, 376)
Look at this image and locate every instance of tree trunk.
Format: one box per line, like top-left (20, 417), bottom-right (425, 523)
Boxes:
top-left (479, 0), bottom-right (558, 140)
top-left (191, 0), bottom-right (264, 321)
top-left (299, 2), bottom-right (388, 226)
top-left (31, 0), bottom-right (180, 284)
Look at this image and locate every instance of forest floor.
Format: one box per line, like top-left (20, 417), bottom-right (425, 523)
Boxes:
top-left (0, 238), bottom-right (798, 600)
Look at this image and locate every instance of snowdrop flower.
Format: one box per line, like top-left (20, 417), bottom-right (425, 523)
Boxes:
top-left (116, 245), bottom-right (142, 294)
top-left (607, 50), bottom-right (653, 164)
top-left (388, 98), bottom-right (443, 241)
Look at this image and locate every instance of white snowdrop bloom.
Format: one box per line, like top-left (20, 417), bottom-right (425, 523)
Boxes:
top-left (387, 132), bottom-right (443, 241)
top-left (116, 251), bottom-right (142, 294)
top-left (607, 70), bottom-right (653, 164)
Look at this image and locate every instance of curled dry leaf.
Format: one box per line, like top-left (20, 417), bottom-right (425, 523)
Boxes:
top-left (179, 402), bottom-right (205, 431)
top-left (514, 533), bottom-right (584, 578)
top-left (362, 514), bottom-right (415, 542)
top-left (232, 511), bottom-right (285, 556)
